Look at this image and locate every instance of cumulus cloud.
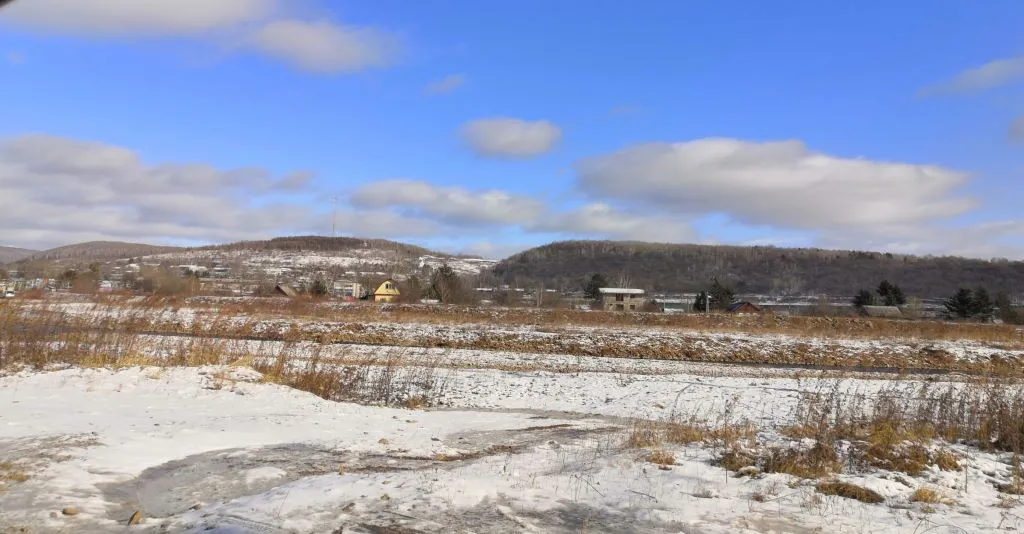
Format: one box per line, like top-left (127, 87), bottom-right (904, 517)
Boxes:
top-left (460, 118), bottom-right (561, 158)
top-left (1011, 116), bottom-right (1024, 140)
top-left (457, 241), bottom-right (533, 260)
top-left (244, 19), bottom-right (398, 73)
top-left (425, 74), bottom-right (466, 95)
top-left (0, 1), bottom-right (399, 74)
top-left (0, 134), bottom-right (436, 249)
top-left (532, 203), bottom-right (696, 242)
top-left (350, 179), bottom-right (546, 226)
top-left (0, 0), bottom-right (275, 36)
top-left (920, 56), bottom-right (1024, 96)
top-left (816, 220), bottom-right (1024, 260)
top-left (575, 138), bottom-right (974, 231)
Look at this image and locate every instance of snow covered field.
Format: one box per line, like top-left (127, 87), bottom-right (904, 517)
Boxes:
top-left (5, 299), bottom-right (1024, 532)
top-left (4, 354), bottom-right (1024, 533)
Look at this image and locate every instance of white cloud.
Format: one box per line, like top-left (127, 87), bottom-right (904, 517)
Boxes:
top-left (816, 220), bottom-right (1024, 260)
top-left (0, 134), bottom-right (436, 249)
top-left (920, 56), bottom-right (1024, 96)
top-left (425, 74), bottom-right (466, 94)
top-left (350, 179), bottom-right (545, 226)
top-left (0, 0), bottom-right (275, 36)
top-left (244, 19), bottom-right (398, 73)
top-left (0, 2), bottom-right (399, 75)
top-left (460, 118), bottom-right (561, 158)
top-left (457, 241), bottom-right (532, 260)
top-left (1011, 116), bottom-right (1024, 140)
top-left (533, 203), bottom-right (696, 243)
top-left (575, 138), bottom-right (974, 231)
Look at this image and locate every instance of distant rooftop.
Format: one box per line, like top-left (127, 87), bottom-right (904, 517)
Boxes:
top-left (598, 288), bottom-right (645, 295)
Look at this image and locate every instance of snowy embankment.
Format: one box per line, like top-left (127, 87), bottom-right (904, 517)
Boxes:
top-left (3, 362), bottom-right (1023, 533)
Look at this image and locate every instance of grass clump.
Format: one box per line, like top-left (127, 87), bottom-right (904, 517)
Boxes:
top-left (663, 420), bottom-right (757, 446)
top-left (647, 449), bottom-right (676, 466)
top-left (762, 442), bottom-right (841, 479)
top-left (719, 449), bottom-right (757, 472)
top-left (932, 449), bottom-right (962, 472)
top-left (909, 487), bottom-right (951, 505)
top-left (816, 480), bottom-right (884, 504)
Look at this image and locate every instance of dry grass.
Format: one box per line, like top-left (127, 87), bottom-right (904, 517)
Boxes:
top-left (909, 486), bottom-right (954, 505)
top-left (783, 379), bottom-right (1024, 477)
top-left (816, 480), bottom-right (885, 504)
top-left (0, 302), bottom-right (450, 409)
top-left (624, 420), bottom-right (663, 449)
top-left (7, 297), bottom-right (1023, 377)
top-left (647, 449), bottom-right (676, 466)
top-left (663, 420), bottom-right (757, 445)
top-left (178, 297), bottom-right (1024, 347)
top-left (932, 449), bottom-right (962, 471)
top-left (719, 450), bottom-right (757, 472)
top-left (761, 442), bottom-right (841, 479)
top-left (625, 416), bottom-right (757, 452)
top-left (0, 461), bottom-right (30, 485)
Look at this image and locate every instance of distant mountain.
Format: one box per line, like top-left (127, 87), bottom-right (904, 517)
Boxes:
top-left (19, 241), bottom-right (183, 264)
top-left (492, 240), bottom-right (1024, 298)
top-left (0, 246), bottom-right (37, 264)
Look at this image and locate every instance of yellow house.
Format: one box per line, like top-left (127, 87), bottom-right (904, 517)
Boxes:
top-left (372, 279), bottom-right (400, 303)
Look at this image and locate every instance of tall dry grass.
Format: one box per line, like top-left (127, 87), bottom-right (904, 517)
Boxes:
top-left (0, 300), bottom-right (450, 408)
top-left (7, 297), bottom-right (1024, 375)
top-left (714, 379), bottom-right (1024, 483)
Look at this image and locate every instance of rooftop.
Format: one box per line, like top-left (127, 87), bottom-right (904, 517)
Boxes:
top-left (598, 288), bottom-right (645, 295)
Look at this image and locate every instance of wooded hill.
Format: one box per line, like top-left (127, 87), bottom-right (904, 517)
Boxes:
top-left (491, 241), bottom-right (1024, 298)
top-left (14, 241), bottom-right (182, 264)
top-left (0, 246), bottom-right (36, 264)
top-left (203, 236), bottom-right (436, 258)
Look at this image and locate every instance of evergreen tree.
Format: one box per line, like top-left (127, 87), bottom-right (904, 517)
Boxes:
top-left (852, 289), bottom-right (875, 309)
top-left (944, 288), bottom-right (974, 319)
top-left (692, 291), bottom-right (709, 313)
top-left (971, 287), bottom-right (994, 321)
top-left (708, 278), bottom-right (736, 311)
top-left (583, 273), bottom-right (608, 301)
top-left (876, 280), bottom-right (906, 307)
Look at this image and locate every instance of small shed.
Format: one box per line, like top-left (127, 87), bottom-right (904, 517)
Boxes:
top-left (274, 284), bottom-right (299, 298)
top-left (860, 305), bottom-right (902, 318)
top-left (727, 301), bottom-right (762, 314)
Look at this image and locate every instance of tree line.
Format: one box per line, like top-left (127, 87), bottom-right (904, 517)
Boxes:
top-left (851, 280), bottom-right (1020, 323)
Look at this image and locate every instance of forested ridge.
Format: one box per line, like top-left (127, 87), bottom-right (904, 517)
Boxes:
top-left (491, 241), bottom-right (1024, 297)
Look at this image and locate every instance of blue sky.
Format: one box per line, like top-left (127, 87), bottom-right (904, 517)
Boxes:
top-left (0, 0), bottom-right (1022, 258)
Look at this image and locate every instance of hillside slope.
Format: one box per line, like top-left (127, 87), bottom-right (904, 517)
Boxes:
top-left (20, 241), bottom-right (183, 264)
top-left (0, 246), bottom-right (37, 264)
top-left (492, 240), bottom-right (1024, 297)
top-left (144, 236), bottom-right (496, 277)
